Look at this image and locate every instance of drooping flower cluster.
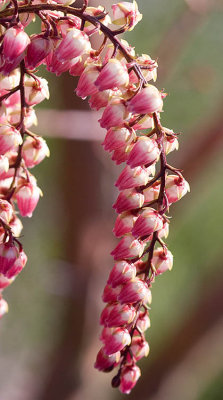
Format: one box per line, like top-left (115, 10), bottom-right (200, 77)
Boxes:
top-left (0, 0), bottom-right (189, 394)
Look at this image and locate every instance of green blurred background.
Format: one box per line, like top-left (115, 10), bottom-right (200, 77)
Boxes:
top-left (0, 0), bottom-right (223, 399)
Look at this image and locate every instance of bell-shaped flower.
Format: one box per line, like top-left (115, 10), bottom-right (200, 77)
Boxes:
top-left (15, 178), bottom-right (42, 218)
top-left (5, 249), bottom-right (27, 279)
top-left (132, 208), bottom-right (163, 238)
top-left (165, 175), bottom-right (190, 204)
top-left (102, 284), bottom-right (121, 303)
top-left (54, 28), bottom-right (91, 62)
top-left (0, 124), bottom-right (22, 155)
top-left (76, 65), bottom-right (99, 99)
top-left (136, 311), bottom-right (151, 332)
top-left (127, 136), bottom-right (160, 168)
top-left (22, 136), bottom-right (50, 168)
top-left (107, 260), bottom-right (136, 288)
top-left (115, 165), bottom-right (149, 190)
top-left (152, 247), bottom-right (173, 275)
top-left (113, 212), bottom-right (137, 237)
top-left (95, 59), bottom-right (129, 91)
top-left (127, 85), bottom-right (163, 115)
top-left (119, 365), bottom-right (141, 394)
top-left (111, 234), bottom-right (145, 260)
top-left (112, 1), bottom-right (142, 30)
top-left (99, 100), bottom-right (129, 129)
top-left (118, 278), bottom-right (152, 304)
top-left (94, 347), bottom-right (120, 372)
top-left (102, 126), bottom-right (135, 152)
top-left (130, 336), bottom-right (150, 361)
top-left (24, 76), bottom-right (49, 106)
top-left (26, 35), bottom-right (53, 70)
top-left (0, 242), bottom-right (19, 275)
top-left (101, 303), bottom-right (136, 327)
top-left (101, 327), bottom-right (131, 355)
top-left (0, 199), bottom-right (13, 224)
top-left (113, 189), bottom-right (144, 214)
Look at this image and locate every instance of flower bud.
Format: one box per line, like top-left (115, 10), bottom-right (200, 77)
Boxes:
top-left (127, 85), bottom-right (163, 115)
top-left (24, 77), bottom-right (49, 106)
top-left (15, 179), bottom-right (42, 217)
top-left (136, 311), bottom-right (151, 332)
top-left (26, 35), bottom-right (53, 70)
top-left (112, 1), bottom-right (142, 30)
top-left (99, 100), bottom-right (129, 129)
top-left (0, 242), bottom-right (19, 275)
top-left (100, 303), bottom-right (136, 327)
top-left (143, 181), bottom-right (160, 203)
top-left (118, 278), bottom-right (152, 304)
top-left (119, 365), bottom-right (141, 394)
top-left (107, 260), bottom-right (136, 287)
top-left (111, 144), bottom-right (132, 165)
top-left (22, 136), bottom-right (50, 168)
top-left (0, 155), bottom-right (9, 179)
top-left (94, 347), bottom-right (120, 372)
top-left (115, 165), bottom-right (149, 190)
top-left (130, 336), bottom-right (150, 361)
top-left (132, 208), bottom-right (163, 238)
top-left (111, 234), bottom-right (145, 260)
top-left (101, 327), bottom-right (131, 355)
top-left (113, 212), bottom-right (137, 237)
top-left (102, 284), bottom-right (121, 303)
top-left (76, 65), bottom-right (99, 99)
top-left (89, 90), bottom-right (110, 110)
top-left (152, 247), bottom-right (173, 275)
top-left (55, 28), bottom-right (91, 62)
top-left (113, 189), bottom-right (144, 214)
top-left (1, 27), bottom-right (30, 74)
top-left (95, 59), bottom-right (129, 91)
top-left (165, 175), bottom-right (190, 204)
top-left (127, 136), bottom-right (160, 168)
top-left (102, 127), bottom-right (135, 152)
top-left (6, 249), bottom-right (27, 279)
top-left (0, 124), bottom-right (22, 155)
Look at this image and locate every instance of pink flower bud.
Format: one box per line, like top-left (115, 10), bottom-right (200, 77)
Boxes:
top-left (119, 365), bottom-right (141, 394)
top-left (111, 144), bottom-right (133, 165)
top-left (0, 297), bottom-right (8, 318)
top-left (6, 249), bottom-right (27, 279)
top-left (163, 130), bottom-right (179, 154)
top-left (88, 90), bottom-right (110, 110)
top-left (136, 311), bottom-right (151, 332)
top-left (2, 27), bottom-right (30, 63)
top-left (26, 35), bottom-right (53, 70)
top-left (0, 199), bottom-right (13, 224)
top-left (100, 303), bottom-right (136, 327)
top-left (57, 15), bottom-right (82, 36)
top-left (115, 165), bottom-right (149, 190)
top-left (130, 337), bottom-right (150, 361)
top-left (0, 242), bottom-right (19, 275)
top-left (76, 65), bottom-right (99, 99)
top-left (113, 212), bottom-right (137, 237)
top-left (22, 136), bottom-right (50, 168)
top-left (143, 181), bottom-right (160, 203)
top-left (24, 77), bottom-right (49, 106)
top-left (131, 114), bottom-right (153, 130)
top-left (55, 28), bottom-right (91, 62)
top-left (152, 247), bottom-right (173, 275)
top-left (0, 124), bottom-right (22, 154)
top-left (113, 189), bottom-right (144, 214)
top-left (102, 127), bottom-right (135, 152)
top-left (95, 59), bottom-right (129, 91)
top-left (102, 284), bottom-right (121, 303)
top-left (15, 179), bottom-right (42, 217)
top-left (157, 221), bottom-right (169, 239)
top-left (108, 260), bottom-right (136, 288)
top-left (0, 155), bottom-right (9, 179)
top-left (127, 85), bottom-right (163, 115)
top-left (101, 327), bottom-right (131, 355)
top-left (99, 100), bottom-right (129, 129)
top-left (118, 278), bottom-right (152, 304)
top-left (165, 175), bottom-right (190, 204)
top-left (112, 1), bottom-right (142, 30)
top-left (111, 234), bottom-right (145, 261)
top-left (132, 208), bottom-right (163, 238)
top-left (127, 137), bottom-right (160, 168)
top-left (94, 347), bottom-right (120, 372)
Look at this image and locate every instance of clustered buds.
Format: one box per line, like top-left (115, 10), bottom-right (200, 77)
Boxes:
top-left (0, 0), bottom-right (189, 394)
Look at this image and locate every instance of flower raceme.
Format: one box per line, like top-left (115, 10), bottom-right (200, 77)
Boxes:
top-left (0, 0), bottom-right (189, 394)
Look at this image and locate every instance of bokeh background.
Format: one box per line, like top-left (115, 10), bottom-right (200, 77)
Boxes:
top-left (0, 0), bottom-right (223, 399)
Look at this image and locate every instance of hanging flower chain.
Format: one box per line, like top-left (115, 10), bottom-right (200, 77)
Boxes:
top-left (0, 0), bottom-right (189, 394)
